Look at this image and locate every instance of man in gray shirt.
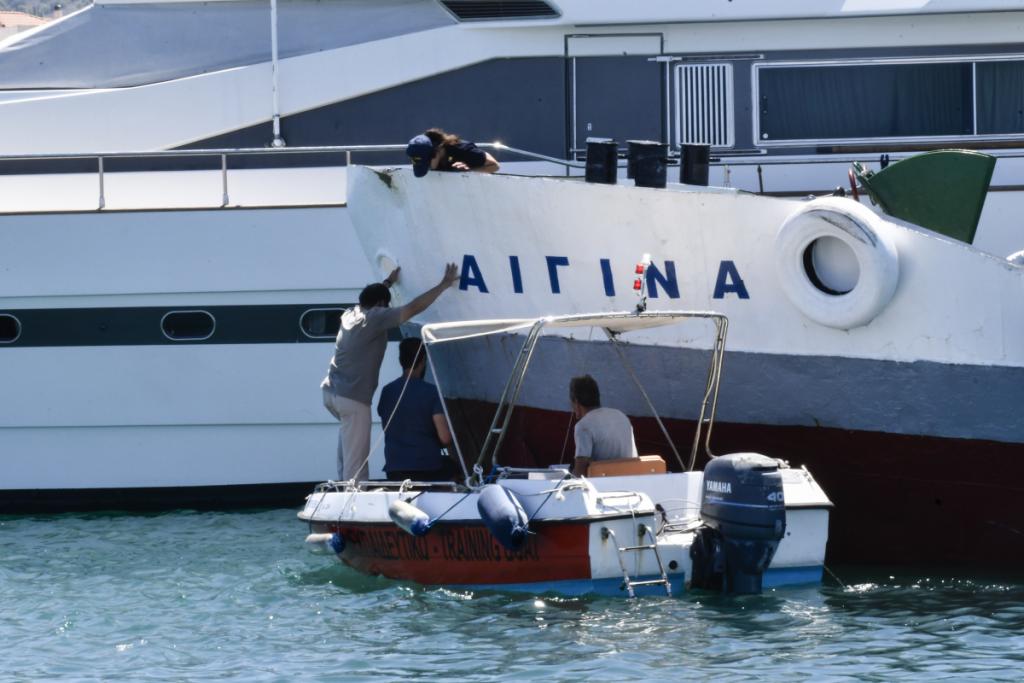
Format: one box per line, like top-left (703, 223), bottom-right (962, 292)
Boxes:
top-left (321, 263), bottom-right (458, 481)
top-left (569, 375), bottom-right (638, 476)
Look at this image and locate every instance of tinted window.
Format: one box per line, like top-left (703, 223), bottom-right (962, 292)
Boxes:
top-left (300, 308), bottom-right (344, 339)
top-left (0, 314), bottom-right (20, 343)
top-left (759, 62), bottom-right (973, 141)
top-left (161, 311), bottom-right (215, 341)
top-left (977, 61), bottom-right (1024, 135)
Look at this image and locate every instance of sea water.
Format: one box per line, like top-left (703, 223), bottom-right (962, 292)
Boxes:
top-left (2, 509), bottom-right (1022, 682)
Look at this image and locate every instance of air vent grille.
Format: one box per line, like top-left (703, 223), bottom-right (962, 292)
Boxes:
top-left (440, 1), bottom-right (559, 21)
top-left (676, 63), bottom-right (735, 148)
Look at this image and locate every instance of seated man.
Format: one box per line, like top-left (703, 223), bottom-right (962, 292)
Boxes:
top-left (376, 337), bottom-right (455, 481)
top-left (569, 375), bottom-right (638, 476)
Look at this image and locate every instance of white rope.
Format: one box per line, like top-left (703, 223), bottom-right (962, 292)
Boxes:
top-left (348, 341), bottom-right (426, 486)
top-left (559, 326), bottom-right (596, 465)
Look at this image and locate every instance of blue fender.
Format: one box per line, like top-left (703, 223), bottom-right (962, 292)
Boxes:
top-left (477, 484), bottom-right (530, 551)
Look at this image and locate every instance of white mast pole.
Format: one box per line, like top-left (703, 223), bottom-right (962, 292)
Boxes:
top-left (270, 0), bottom-right (286, 147)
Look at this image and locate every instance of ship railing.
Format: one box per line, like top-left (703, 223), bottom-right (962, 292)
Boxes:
top-left (0, 143), bottom-right (581, 211)
top-left (5, 142), bottom-right (1024, 211)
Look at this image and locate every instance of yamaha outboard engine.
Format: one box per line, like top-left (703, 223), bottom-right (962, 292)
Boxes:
top-left (690, 453), bottom-right (786, 595)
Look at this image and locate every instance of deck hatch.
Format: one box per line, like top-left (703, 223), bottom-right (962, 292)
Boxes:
top-left (439, 1), bottom-right (559, 21)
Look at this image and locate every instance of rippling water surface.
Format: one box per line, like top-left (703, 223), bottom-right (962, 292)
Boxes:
top-left (2, 509), bottom-right (1023, 681)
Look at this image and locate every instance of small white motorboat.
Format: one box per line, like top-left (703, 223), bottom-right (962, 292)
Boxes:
top-left (300, 311), bottom-right (832, 597)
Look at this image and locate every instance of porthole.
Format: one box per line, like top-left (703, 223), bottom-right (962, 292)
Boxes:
top-left (802, 236), bottom-right (860, 296)
top-left (300, 308), bottom-right (344, 339)
top-left (161, 310), bottom-right (215, 341)
top-left (0, 314), bottom-right (21, 343)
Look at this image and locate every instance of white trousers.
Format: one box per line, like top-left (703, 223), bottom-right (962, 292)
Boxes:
top-left (322, 389), bottom-right (370, 482)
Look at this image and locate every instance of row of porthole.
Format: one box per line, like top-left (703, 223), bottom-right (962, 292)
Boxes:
top-left (0, 309), bottom-right (345, 344)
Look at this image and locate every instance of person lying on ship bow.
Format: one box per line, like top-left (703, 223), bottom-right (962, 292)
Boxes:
top-left (406, 128), bottom-right (500, 177)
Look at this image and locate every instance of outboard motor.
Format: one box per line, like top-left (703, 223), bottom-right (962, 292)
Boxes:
top-left (690, 453), bottom-right (786, 595)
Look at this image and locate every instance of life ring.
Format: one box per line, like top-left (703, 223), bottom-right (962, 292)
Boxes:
top-left (775, 197), bottom-right (899, 329)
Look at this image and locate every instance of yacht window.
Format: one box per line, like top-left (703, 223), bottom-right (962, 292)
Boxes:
top-left (758, 62), bottom-right (972, 143)
top-left (300, 308), bottom-right (344, 339)
top-left (976, 61), bottom-right (1024, 135)
top-left (0, 314), bottom-right (21, 343)
top-left (161, 311), bottom-right (215, 341)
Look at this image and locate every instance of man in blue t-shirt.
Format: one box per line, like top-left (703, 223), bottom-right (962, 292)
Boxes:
top-left (376, 337), bottom-right (455, 481)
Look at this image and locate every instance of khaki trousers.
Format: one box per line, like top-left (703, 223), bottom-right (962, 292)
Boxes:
top-left (322, 389), bottom-right (370, 482)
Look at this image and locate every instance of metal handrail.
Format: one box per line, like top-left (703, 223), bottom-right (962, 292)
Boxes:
top-left (5, 139), bottom-right (1024, 165)
top-left (0, 142), bottom-right (582, 210)
top-left (4, 139), bottom-right (1019, 211)
top-left (0, 142), bottom-right (577, 164)
top-left (0, 144), bottom-right (406, 162)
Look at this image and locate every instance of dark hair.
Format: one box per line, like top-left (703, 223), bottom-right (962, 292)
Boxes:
top-left (359, 283), bottom-right (391, 308)
top-left (399, 337), bottom-right (424, 370)
top-left (569, 375), bottom-right (601, 408)
top-left (425, 127), bottom-right (460, 148)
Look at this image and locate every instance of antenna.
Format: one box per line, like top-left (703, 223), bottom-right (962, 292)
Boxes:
top-left (269, 0), bottom-right (286, 148)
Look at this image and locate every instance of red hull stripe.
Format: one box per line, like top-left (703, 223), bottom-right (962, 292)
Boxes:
top-left (331, 521), bottom-right (592, 585)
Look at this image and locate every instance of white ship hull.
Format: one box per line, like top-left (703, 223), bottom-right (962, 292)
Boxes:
top-left (345, 166), bottom-right (1024, 565)
top-left (0, 179), bottom-right (399, 509)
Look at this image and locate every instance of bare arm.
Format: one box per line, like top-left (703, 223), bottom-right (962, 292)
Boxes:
top-left (451, 152), bottom-right (499, 174)
top-left (398, 263), bottom-right (459, 323)
top-left (477, 152), bottom-right (500, 174)
top-left (432, 414), bottom-right (452, 446)
top-left (571, 423), bottom-right (591, 476)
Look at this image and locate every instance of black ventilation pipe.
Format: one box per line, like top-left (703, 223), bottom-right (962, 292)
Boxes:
top-left (681, 144), bottom-right (710, 186)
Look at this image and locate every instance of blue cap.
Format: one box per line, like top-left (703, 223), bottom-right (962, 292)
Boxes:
top-left (406, 134), bottom-right (434, 177)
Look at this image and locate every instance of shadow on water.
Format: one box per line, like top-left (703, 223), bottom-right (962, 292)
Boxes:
top-left (291, 560), bottom-right (1024, 607)
top-left (288, 558), bottom-right (405, 592)
top-left (821, 564), bottom-right (1024, 623)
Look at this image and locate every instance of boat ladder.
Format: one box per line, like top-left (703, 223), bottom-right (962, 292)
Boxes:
top-left (602, 524), bottom-right (672, 598)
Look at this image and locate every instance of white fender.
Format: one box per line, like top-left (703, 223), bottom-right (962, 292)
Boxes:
top-left (775, 197), bottom-right (899, 330)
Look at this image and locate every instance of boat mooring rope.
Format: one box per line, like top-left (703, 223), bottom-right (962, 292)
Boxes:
top-left (348, 340), bottom-right (426, 487)
top-left (559, 326), bottom-right (595, 465)
top-left (823, 563), bottom-right (848, 589)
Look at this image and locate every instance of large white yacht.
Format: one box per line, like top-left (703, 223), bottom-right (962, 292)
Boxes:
top-left (3, 0), bottom-right (1024, 519)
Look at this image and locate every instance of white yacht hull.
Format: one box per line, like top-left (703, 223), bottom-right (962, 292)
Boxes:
top-left (0, 195), bottom-right (398, 509)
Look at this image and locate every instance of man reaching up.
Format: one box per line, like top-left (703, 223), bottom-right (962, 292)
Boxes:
top-left (321, 263), bottom-right (458, 481)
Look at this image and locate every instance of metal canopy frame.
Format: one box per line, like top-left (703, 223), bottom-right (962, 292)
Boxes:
top-left (420, 310), bottom-right (729, 486)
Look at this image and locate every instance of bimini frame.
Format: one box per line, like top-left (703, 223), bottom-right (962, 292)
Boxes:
top-left (420, 310), bottom-right (729, 487)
